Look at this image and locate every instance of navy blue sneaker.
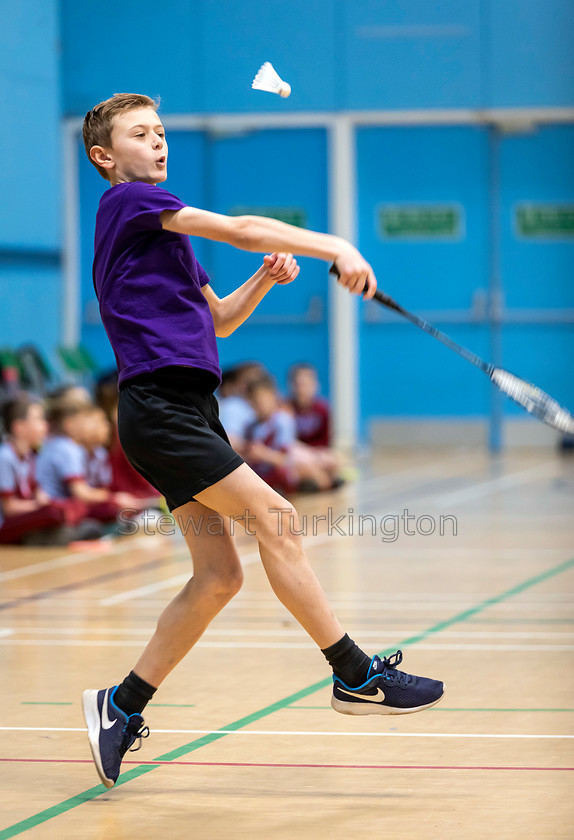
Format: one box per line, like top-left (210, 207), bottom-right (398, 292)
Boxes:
top-left (82, 686), bottom-right (150, 788)
top-left (331, 650), bottom-right (444, 715)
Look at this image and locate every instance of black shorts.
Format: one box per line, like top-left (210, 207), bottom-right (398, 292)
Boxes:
top-left (118, 366), bottom-right (244, 511)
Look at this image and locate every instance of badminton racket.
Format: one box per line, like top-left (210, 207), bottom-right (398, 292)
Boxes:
top-left (329, 264), bottom-right (574, 434)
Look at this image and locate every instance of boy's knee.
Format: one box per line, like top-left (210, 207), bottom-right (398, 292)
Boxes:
top-left (258, 503), bottom-right (302, 548)
top-left (226, 564), bottom-right (244, 596)
top-left (202, 563), bottom-right (243, 601)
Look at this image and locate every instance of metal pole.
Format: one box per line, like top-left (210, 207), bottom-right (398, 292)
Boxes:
top-left (62, 120), bottom-right (80, 346)
top-left (328, 116), bottom-right (359, 450)
top-left (488, 125), bottom-right (504, 452)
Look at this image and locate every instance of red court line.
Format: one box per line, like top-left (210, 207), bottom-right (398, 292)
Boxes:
top-left (1, 758), bottom-right (572, 771)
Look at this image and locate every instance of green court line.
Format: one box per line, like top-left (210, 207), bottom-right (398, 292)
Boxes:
top-left (463, 618), bottom-right (574, 624)
top-left (1, 554), bottom-right (573, 840)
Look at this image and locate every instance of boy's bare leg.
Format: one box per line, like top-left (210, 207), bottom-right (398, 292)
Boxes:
top-left (194, 463), bottom-right (345, 649)
top-left (133, 500), bottom-right (243, 687)
top-left (83, 467), bottom-right (443, 791)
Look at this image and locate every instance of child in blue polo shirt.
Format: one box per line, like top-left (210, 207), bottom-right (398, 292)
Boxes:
top-left (81, 92), bottom-right (443, 789)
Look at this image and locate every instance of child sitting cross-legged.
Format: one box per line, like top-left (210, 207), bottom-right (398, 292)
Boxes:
top-left (36, 399), bottom-right (140, 525)
top-left (0, 394), bottom-right (94, 545)
top-left (95, 372), bottom-right (162, 507)
top-left (245, 375), bottom-right (342, 494)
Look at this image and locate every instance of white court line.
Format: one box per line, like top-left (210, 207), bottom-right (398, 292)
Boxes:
top-left (223, 600), bottom-right (574, 609)
top-left (99, 572), bottom-right (196, 607)
top-left (99, 549), bottom-right (262, 607)
top-left (205, 602), bottom-right (574, 612)
top-left (86, 599), bottom-right (574, 612)
top-left (96, 459), bottom-right (565, 606)
top-left (4, 627), bottom-right (574, 639)
top-left (427, 462), bottom-right (559, 508)
top-left (0, 639), bottom-right (572, 651)
top-left (100, 515), bottom-right (407, 607)
top-left (0, 535), bottom-right (155, 584)
top-left (0, 726), bottom-right (572, 740)
top-left (97, 459), bottom-right (464, 607)
top-left (224, 589), bottom-right (574, 600)
top-left (340, 452), bottom-right (467, 495)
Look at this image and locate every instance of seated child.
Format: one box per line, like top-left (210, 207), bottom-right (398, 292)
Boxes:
top-left (36, 400), bottom-right (137, 523)
top-left (288, 362), bottom-right (331, 447)
top-left (84, 405), bottom-right (113, 490)
top-left (95, 372), bottom-right (162, 505)
top-left (0, 394), bottom-right (90, 544)
top-left (47, 384), bottom-right (93, 409)
top-left (245, 376), bottom-right (341, 493)
top-left (244, 375), bottom-right (298, 493)
top-left (218, 362), bottom-right (264, 453)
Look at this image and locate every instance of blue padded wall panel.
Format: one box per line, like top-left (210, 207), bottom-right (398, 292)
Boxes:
top-left (0, 267), bottom-right (61, 358)
top-left (206, 128), bottom-right (330, 394)
top-left (499, 126), bottom-right (574, 309)
top-left (201, 0), bottom-right (337, 112)
top-left (356, 126), bottom-right (490, 309)
top-left (61, 0), bottom-right (337, 115)
top-left (340, 0), bottom-right (482, 109)
top-left (1, 0), bottom-right (60, 249)
top-left (61, 0), bottom-right (205, 115)
top-left (487, 0), bottom-right (574, 107)
top-left (500, 325), bottom-right (574, 414)
top-left (357, 126), bottom-right (491, 419)
top-left (359, 322), bottom-right (492, 419)
top-left (61, 0), bottom-right (574, 115)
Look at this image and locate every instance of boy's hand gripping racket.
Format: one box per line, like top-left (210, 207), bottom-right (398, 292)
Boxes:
top-left (330, 265), bottom-right (574, 435)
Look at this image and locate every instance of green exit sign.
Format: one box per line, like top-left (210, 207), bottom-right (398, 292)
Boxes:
top-left (230, 206), bottom-right (307, 228)
top-left (515, 204), bottom-right (574, 238)
top-left (379, 204), bottom-right (463, 240)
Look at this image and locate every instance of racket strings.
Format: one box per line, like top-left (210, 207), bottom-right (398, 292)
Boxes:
top-left (491, 369), bottom-right (574, 434)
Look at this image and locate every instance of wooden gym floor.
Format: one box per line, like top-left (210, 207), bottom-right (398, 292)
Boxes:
top-left (0, 447), bottom-right (573, 839)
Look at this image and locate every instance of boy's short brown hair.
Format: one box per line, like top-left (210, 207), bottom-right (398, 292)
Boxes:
top-left (82, 93), bottom-right (159, 180)
top-left (45, 401), bottom-right (90, 435)
top-left (246, 374), bottom-right (277, 400)
top-left (1, 394), bottom-right (42, 435)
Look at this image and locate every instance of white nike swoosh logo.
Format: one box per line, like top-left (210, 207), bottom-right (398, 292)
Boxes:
top-left (338, 687), bottom-right (385, 703)
top-left (101, 689), bottom-right (116, 730)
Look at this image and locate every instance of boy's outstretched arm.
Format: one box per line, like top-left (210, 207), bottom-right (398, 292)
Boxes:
top-left (160, 207), bottom-right (377, 299)
top-left (202, 253), bottom-right (299, 337)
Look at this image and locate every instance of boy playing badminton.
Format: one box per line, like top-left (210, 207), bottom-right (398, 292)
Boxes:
top-left (81, 93), bottom-right (444, 789)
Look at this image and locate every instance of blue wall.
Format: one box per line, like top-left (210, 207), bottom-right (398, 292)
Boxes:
top-left (0, 0), bottom-right (61, 356)
top-left (61, 0), bottom-right (574, 114)
top-left (357, 126), bottom-right (491, 418)
top-left (1, 0), bottom-right (573, 435)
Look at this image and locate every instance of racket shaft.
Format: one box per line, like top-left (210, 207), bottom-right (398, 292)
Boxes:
top-left (329, 264), bottom-right (574, 433)
top-left (371, 291), bottom-right (491, 374)
top-left (329, 264), bottom-right (490, 372)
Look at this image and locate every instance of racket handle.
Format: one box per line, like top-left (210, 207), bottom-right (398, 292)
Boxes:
top-left (329, 263), bottom-right (404, 314)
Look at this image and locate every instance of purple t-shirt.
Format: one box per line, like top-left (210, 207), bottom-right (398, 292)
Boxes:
top-left (93, 181), bottom-right (220, 385)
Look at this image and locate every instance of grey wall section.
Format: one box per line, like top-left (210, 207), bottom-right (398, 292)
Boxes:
top-left (0, 0), bottom-right (61, 356)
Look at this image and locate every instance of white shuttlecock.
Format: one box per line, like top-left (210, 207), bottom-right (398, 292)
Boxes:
top-left (251, 61), bottom-right (291, 98)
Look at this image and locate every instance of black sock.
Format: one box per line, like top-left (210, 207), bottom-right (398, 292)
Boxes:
top-left (321, 634), bottom-right (372, 687)
top-left (114, 671), bottom-right (157, 717)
